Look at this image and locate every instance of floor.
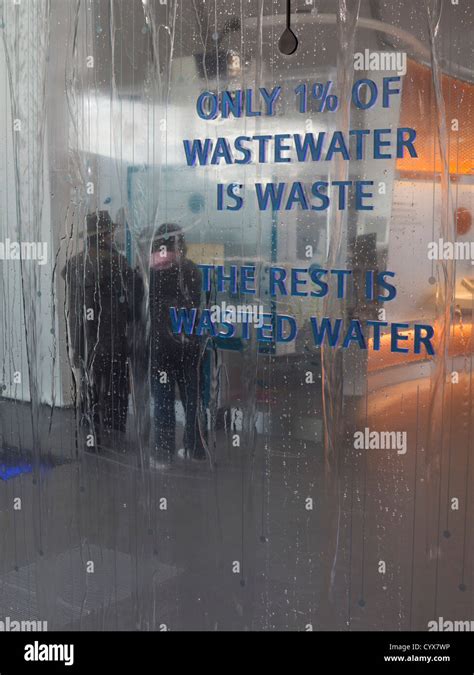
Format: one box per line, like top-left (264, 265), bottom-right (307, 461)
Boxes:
top-left (0, 357), bottom-right (472, 631)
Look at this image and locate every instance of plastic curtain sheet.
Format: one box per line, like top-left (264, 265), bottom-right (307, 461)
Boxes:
top-left (0, 0), bottom-right (472, 631)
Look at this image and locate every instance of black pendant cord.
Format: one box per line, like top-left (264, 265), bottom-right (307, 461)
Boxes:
top-left (279, 0), bottom-right (298, 55)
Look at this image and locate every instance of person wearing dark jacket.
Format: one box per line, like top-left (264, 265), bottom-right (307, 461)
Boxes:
top-left (149, 223), bottom-right (206, 465)
top-left (63, 210), bottom-right (143, 450)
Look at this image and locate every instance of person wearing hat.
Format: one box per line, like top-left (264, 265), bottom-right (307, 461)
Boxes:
top-left (149, 223), bottom-right (206, 466)
top-left (63, 210), bottom-right (143, 451)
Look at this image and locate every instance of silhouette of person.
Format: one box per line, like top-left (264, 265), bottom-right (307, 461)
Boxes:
top-left (149, 223), bottom-right (206, 466)
top-left (63, 210), bottom-right (143, 451)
